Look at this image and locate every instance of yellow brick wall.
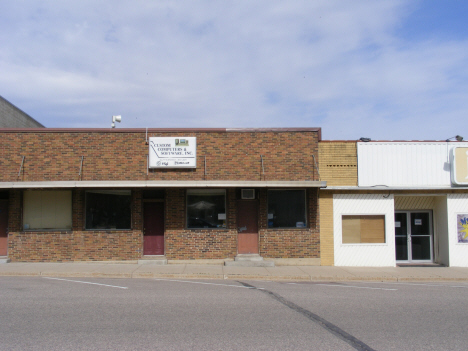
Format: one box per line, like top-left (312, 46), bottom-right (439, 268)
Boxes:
top-left (319, 142), bottom-right (357, 186)
top-left (319, 192), bottom-right (334, 266)
top-left (318, 142), bottom-right (357, 265)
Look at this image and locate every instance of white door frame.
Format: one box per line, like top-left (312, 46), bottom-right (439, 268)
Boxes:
top-left (395, 210), bottom-right (434, 263)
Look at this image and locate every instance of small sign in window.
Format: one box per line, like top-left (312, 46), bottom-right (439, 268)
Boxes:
top-left (414, 219), bottom-right (422, 225)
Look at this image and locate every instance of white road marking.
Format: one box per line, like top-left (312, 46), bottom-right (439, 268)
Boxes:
top-left (312, 283), bottom-right (397, 291)
top-left (257, 280), bottom-right (396, 290)
top-left (43, 277), bottom-right (128, 289)
top-left (154, 278), bottom-right (265, 289)
top-left (366, 281), bottom-right (468, 289)
top-left (368, 281), bottom-right (445, 287)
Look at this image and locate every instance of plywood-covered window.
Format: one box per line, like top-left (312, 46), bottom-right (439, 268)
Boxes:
top-left (23, 190), bottom-right (72, 230)
top-left (342, 215), bottom-right (385, 243)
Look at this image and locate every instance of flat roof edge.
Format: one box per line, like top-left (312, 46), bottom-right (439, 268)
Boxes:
top-left (0, 180), bottom-right (327, 189)
top-left (0, 127), bottom-right (321, 134)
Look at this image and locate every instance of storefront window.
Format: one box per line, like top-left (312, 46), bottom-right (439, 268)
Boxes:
top-left (187, 189), bottom-right (226, 228)
top-left (342, 215), bottom-right (385, 243)
top-left (85, 190), bottom-right (131, 230)
top-left (268, 190), bottom-right (306, 228)
top-left (23, 190), bottom-right (72, 230)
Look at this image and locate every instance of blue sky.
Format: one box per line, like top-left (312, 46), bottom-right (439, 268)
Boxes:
top-left (1, 1), bottom-right (468, 140)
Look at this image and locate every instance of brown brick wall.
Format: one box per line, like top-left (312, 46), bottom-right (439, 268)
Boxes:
top-left (319, 141), bottom-right (357, 186)
top-left (164, 188), bottom-right (238, 259)
top-left (7, 186), bottom-right (321, 261)
top-left (163, 188), bottom-right (320, 260)
top-left (3, 129), bottom-right (322, 262)
top-left (1, 130), bottom-right (319, 182)
top-left (259, 188), bottom-right (320, 258)
top-left (7, 189), bottom-right (143, 262)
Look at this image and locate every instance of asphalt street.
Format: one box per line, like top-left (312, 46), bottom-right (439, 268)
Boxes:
top-left (1, 277), bottom-right (467, 350)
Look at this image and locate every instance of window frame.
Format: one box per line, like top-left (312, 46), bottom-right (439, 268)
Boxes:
top-left (186, 189), bottom-right (227, 229)
top-left (85, 190), bottom-right (132, 230)
top-left (341, 214), bottom-right (386, 244)
top-left (267, 189), bottom-right (307, 229)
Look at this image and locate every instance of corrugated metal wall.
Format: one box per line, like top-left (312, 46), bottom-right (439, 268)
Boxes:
top-left (358, 142), bottom-right (468, 187)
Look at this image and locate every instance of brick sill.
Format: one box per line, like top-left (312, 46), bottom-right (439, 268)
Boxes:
top-left (20, 230), bottom-right (73, 234)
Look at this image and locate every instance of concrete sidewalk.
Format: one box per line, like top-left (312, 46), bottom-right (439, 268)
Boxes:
top-left (2, 262), bottom-right (468, 282)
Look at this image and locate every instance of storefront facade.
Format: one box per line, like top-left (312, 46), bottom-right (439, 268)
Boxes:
top-left (320, 140), bottom-right (468, 267)
top-left (0, 128), bottom-right (324, 264)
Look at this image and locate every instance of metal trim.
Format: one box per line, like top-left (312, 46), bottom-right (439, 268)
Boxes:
top-left (0, 180), bottom-right (327, 189)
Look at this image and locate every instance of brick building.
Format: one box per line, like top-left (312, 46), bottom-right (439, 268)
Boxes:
top-left (0, 128), bottom-right (325, 265)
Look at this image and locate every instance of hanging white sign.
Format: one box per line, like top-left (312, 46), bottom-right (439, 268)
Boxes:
top-left (149, 137), bottom-right (197, 168)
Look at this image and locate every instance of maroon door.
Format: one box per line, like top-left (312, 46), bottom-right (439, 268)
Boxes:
top-left (143, 202), bottom-right (165, 255)
top-left (0, 201), bottom-right (8, 256)
top-left (237, 200), bottom-right (259, 254)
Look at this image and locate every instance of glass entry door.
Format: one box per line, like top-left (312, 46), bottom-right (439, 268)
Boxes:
top-left (395, 211), bottom-right (433, 262)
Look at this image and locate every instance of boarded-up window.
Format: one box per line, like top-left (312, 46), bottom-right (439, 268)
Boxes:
top-left (23, 190), bottom-right (72, 230)
top-left (342, 215), bottom-right (385, 243)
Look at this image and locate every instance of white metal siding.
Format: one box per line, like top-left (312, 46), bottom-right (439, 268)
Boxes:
top-left (334, 194), bottom-right (395, 266)
top-left (447, 194), bottom-right (468, 267)
top-left (358, 142), bottom-right (468, 187)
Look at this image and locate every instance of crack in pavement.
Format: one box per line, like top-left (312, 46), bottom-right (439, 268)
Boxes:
top-left (238, 281), bottom-right (376, 351)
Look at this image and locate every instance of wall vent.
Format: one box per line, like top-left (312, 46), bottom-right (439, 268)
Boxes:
top-left (241, 189), bottom-right (255, 199)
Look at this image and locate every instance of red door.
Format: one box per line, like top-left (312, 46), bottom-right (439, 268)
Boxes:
top-left (0, 201), bottom-right (8, 256)
top-left (237, 200), bottom-right (259, 254)
top-left (143, 202), bottom-right (165, 255)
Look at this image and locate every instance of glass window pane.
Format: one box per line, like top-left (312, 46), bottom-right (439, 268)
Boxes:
top-left (410, 213), bottom-right (430, 235)
top-left (85, 191), bottom-right (131, 230)
top-left (395, 237), bottom-right (408, 260)
top-left (268, 190), bottom-right (306, 228)
top-left (411, 236), bottom-right (431, 260)
top-left (187, 190), bottom-right (226, 229)
top-left (394, 213), bottom-right (407, 237)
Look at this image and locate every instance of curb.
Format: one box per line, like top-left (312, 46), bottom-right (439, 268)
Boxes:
top-left (2, 271), bottom-right (468, 282)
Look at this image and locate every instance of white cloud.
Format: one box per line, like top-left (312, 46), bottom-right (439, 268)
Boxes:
top-left (0, 0), bottom-right (467, 140)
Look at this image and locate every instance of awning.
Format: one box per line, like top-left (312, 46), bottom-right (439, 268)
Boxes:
top-left (0, 180), bottom-right (327, 189)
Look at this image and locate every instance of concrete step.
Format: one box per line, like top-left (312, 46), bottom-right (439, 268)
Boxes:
top-left (234, 254), bottom-right (265, 262)
top-left (138, 256), bottom-right (167, 265)
top-left (224, 254), bottom-right (275, 267)
top-left (0, 257), bottom-right (11, 264)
